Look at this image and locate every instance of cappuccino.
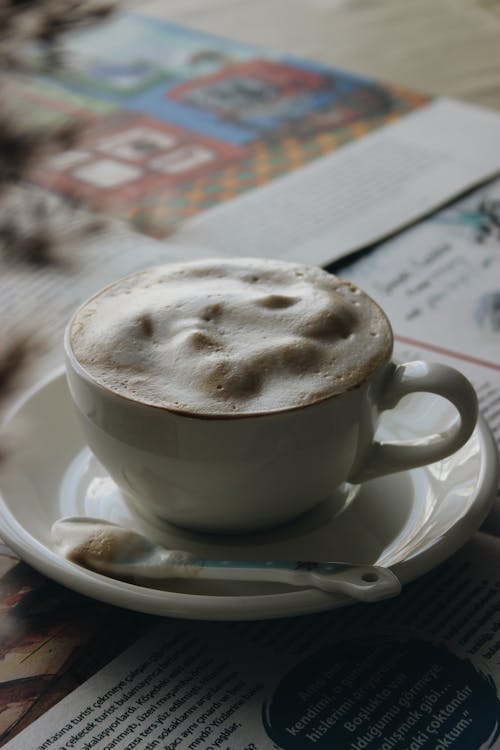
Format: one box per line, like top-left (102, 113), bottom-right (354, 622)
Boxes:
top-left (69, 258), bottom-right (392, 415)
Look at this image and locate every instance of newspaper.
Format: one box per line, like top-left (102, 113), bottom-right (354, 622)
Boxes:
top-left (4, 534), bottom-right (500, 750)
top-left (1, 178), bottom-right (500, 749)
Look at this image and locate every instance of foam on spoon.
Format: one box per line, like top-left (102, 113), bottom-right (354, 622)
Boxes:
top-left (69, 258), bottom-right (392, 415)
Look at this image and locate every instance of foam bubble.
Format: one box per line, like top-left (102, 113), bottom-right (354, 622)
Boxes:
top-left (70, 258), bottom-right (392, 414)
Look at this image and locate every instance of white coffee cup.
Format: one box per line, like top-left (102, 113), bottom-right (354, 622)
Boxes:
top-left (64, 259), bottom-right (478, 534)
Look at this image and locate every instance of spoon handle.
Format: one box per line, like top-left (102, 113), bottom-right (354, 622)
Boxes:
top-left (192, 559), bottom-right (401, 602)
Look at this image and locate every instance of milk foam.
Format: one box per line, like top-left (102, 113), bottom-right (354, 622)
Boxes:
top-left (69, 258), bottom-right (392, 414)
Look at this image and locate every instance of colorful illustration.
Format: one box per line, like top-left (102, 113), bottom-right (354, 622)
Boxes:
top-left (35, 111), bottom-right (248, 218)
top-left (21, 12), bottom-right (430, 237)
top-left (0, 545), bottom-right (153, 746)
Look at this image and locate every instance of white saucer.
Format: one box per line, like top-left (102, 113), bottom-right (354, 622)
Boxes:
top-left (0, 369), bottom-right (497, 621)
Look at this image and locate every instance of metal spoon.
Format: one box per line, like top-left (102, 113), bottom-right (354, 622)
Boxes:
top-left (51, 517), bottom-right (401, 602)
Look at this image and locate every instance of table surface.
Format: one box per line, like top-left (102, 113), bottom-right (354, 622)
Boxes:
top-left (143, 0), bottom-right (500, 111)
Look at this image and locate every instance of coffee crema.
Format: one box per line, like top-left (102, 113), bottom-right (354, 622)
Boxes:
top-left (69, 258), bottom-right (392, 415)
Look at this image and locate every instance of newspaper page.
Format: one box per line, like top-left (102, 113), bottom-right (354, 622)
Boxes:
top-left (4, 532), bottom-right (500, 750)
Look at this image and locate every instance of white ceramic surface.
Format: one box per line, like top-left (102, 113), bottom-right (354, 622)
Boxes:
top-left (0, 369), bottom-right (497, 620)
top-left (66, 296), bottom-right (478, 533)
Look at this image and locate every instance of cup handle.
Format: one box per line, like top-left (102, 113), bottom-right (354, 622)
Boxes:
top-left (348, 361), bottom-right (478, 483)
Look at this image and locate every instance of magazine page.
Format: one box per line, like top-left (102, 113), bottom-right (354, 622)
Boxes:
top-left (8, 9), bottom-right (500, 264)
top-left (173, 98), bottom-right (500, 265)
top-left (14, 10), bottom-right (430, 249)
top-left (5, 532), bottom-right (500, 750)
top-left (339, 176), bottom-right (500, 531)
